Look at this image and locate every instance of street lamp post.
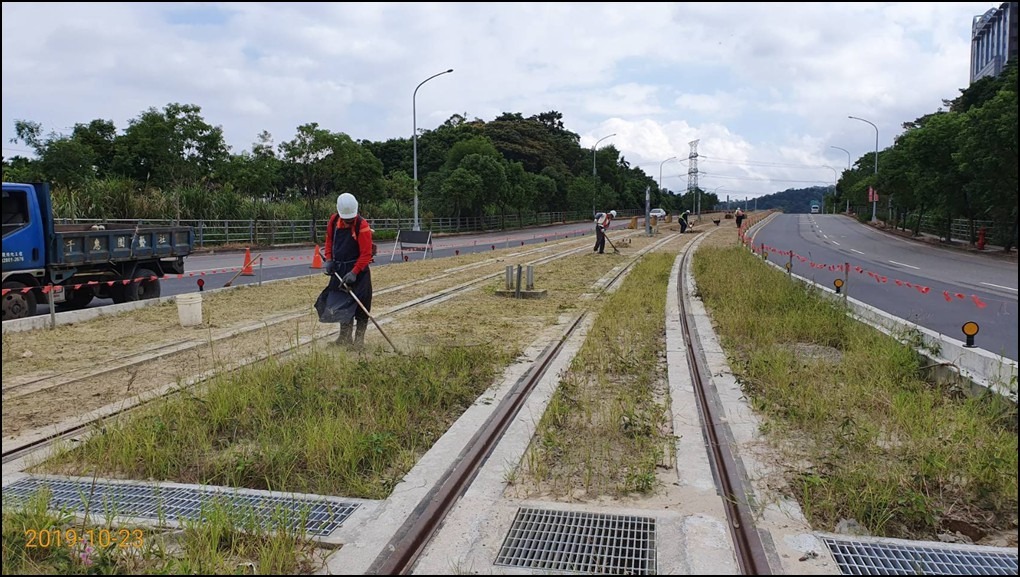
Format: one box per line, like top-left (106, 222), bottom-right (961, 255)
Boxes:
top-left (848, 115), bottom-right (879, 222)
top-left (706, 185), bottom-right (724, 217)
top-left (825, 165), bottom-right (838, 213)
top-left (592, 133), bottom-right (616, 216)
top-left (413, 68), bottom-right (454, 231)
top-left (658, 156), bottom-right (676, 192)
top-left (830, 146), bottom-right (851, 213)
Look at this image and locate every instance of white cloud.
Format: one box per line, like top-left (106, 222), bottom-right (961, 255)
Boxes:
top-left (2, 2), bottom-right (996, 197)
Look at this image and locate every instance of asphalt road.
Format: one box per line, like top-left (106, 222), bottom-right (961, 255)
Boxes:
top-left (751, 213), bottom-right (1018, 361)
top-left (35, 221), bottom-right (600, 312)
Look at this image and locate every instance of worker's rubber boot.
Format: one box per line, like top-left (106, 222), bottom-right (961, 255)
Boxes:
top-left (353, 319), bottom-right (367, 351)
top-left (335, 322), bottom-right (354, 347)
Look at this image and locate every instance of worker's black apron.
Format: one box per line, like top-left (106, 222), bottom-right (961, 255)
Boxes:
top-left (314, 222), bottom-right (372, 324)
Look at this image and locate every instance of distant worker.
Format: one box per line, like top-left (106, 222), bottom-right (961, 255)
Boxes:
top-left (593, 210), bottom-right (616, 254)
top-left (734, 207), bottom-right (745, 229)
top-left (679, 209), bottom-right (691, 233)
top-left (314, 192), bottom-right (375, 349)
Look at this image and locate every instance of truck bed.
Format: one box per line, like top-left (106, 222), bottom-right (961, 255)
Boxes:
top-left (51, 225), bottom-right (194, 266)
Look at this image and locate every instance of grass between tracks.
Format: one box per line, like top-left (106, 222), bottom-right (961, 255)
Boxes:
top-left (692, 244), bottom-right (1018, 543)
top-left (6, 346), bottom-right (505, 574)
top-left (516, 252), bottom-right (678, 499)
top-left (39, 345), bottom-right (508, 498)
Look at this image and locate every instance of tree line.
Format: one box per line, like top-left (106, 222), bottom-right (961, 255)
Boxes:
top-left (830, 62), bottom-right (1017, 251)
top-left (3, 107), bottom-right (717, 233)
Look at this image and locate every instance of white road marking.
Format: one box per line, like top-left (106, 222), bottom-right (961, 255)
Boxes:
top-left (850, 249), bottom-right (865, 255)
top-left (831, 241), bottom-right (840, 246)
top-left (888, 260), bottom-right (920, 270)
top-left (981, 282), bottom-right (1018, 292)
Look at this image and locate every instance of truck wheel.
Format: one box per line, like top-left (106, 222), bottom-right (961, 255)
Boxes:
top-left (2, 281), bottom-right (38, 321)
top-left (55, 287), bottom-right (95, 312)
top-left (113, 268), bottom-right (161, 303)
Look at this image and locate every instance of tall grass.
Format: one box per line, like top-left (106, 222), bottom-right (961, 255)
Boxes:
top-left (522, 252), bottom-right (677, 498)
top-left (40, 345), bottom-right (507, 499)
top-left (693, 245), bottom-right (1018, 540)
top-left (50, 181), bottom-right (318, 221)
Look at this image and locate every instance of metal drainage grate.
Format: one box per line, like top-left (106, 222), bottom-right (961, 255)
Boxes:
top-left (2, 476), bottom-right (358, 537)
top-left (823, 536), bottom-right (1018, 575)
top-left (495, 507), bottom-right (657, 574)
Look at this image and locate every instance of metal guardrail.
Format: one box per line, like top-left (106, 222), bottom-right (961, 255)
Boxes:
top-left (909, 215), bottom-right (1010, 245)
top-left (847, 206), bottom-right (1013, 247)
top-left (55, 211), bottom-right (598, 249)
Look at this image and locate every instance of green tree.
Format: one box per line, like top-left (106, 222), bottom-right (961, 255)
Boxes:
top-left (459, 153), bottom-right (508, 219)
top-left (441, 167), bottom-right (483, 227)
top-left (112, 102), bottom-right (229, 188)
top-left (957, 81), bottom-right (1018, 250)
top-left (70, 119), bottom-right (117, 178)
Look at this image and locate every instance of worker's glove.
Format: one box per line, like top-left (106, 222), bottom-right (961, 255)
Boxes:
top-left (342, 271), bottom-right (357, 286)
top-left (597, 225), bottom-right (605, 232)
top-left (324, 260), bottom-right (335, 275)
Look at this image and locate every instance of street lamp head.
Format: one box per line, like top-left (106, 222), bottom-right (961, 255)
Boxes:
top-left (593, 133), bottom-right (617, 149)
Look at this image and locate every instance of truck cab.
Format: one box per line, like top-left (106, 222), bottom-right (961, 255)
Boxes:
top-left (3, 182), bottom-right (48, 269)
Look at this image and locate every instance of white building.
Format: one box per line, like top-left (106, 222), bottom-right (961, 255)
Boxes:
top-left (970, 2), bottom-right (1018, 83)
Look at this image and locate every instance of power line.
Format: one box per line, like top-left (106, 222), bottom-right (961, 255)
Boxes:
top-left (698, 155), bottom-right (831, 170)
top-left (700, 172), bottom-right (832, 185)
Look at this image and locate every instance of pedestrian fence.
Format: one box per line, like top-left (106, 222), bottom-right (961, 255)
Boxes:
top-left (54, 211), bottom-right (604, 249)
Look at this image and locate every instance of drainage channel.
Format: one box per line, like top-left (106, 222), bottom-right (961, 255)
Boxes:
top-left (494, 507), bottom-right (657, 574)
top-left (2, 474), bottom-right (362, 538)
top-left (822, 534), bottom-right (1017, 576)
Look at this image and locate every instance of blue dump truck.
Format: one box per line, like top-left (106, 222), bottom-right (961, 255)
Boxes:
top-left (2, 182), bottom-right (194, 321)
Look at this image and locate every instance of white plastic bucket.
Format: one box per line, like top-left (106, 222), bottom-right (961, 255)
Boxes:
top-left (177, 293), bottom-right (203, 327)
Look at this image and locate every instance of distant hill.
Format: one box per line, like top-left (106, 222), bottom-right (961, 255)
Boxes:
top-left (753, 186), bottom-right (829, 214)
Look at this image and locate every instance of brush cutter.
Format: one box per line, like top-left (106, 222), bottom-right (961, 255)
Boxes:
top-left (223, 252), bottom-right (261, 287)
top-left (604, 234), bottom-right (621, 254)
top-left (334, 271), bottom-right (400, 354)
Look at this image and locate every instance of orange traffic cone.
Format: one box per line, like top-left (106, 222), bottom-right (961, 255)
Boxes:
top-left (311, 245), bottom-right (323, 269)
top-left (240, 247), bottom-right (255, 276)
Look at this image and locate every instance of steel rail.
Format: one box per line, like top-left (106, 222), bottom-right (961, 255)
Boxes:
top-left (676, 246), bottom-right (772, 574)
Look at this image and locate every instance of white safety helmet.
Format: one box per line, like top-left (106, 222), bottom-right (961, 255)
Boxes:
top-left (609, 210), bottom-right (617, 218)
top-left (336, 193), bottom-right (358, 219)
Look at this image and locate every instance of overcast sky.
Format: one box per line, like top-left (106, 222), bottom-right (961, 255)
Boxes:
top-left (1, 2), bottom-right (1001, 200)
